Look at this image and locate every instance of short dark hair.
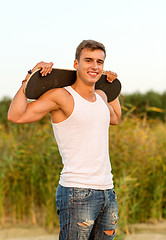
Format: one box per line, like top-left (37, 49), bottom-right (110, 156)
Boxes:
top-left (75, 40), bottom-right (106, 61)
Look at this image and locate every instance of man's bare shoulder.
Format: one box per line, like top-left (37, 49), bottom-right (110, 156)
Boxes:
top-left (95, 89), bottom-right (107, 103)
top-left (40, 87), bottom-right (72, 107)
top-left (40, 87), bottom-right (71, 100)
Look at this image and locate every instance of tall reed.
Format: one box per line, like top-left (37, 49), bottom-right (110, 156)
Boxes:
top-left (0, 116), bottom-right (166, 233)
top-left (110, 117), bottom-right (166, 233)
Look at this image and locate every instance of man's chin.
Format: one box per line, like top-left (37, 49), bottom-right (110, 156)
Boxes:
top-left (86, 79), bottom-right (100, 86)
top-left (87, 75), bottom-right (101, 83)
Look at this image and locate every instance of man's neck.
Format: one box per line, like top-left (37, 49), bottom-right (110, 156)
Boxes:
top-left (71, 79), bottom-right (96, 102)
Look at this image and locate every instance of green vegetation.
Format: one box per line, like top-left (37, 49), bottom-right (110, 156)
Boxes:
top-left (111, 118), bottom-right (166, 234)
top-left (0, 92), bottom-right (166, 235)
top-left (121, 90), bottom-right (166, 121)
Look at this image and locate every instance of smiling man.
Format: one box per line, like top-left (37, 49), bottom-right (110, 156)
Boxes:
top-left (8, 40), bottom-right (121, 239)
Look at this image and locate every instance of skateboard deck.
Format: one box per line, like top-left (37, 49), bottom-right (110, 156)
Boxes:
top-left (24, 68), bottom-right (121, 102)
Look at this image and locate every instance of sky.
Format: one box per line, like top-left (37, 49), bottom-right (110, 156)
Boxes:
top-left (0, 0), bottom-right (166, 99)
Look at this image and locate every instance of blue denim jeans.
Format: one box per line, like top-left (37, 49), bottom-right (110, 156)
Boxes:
top-left (56, 184), bottom-right (118, 240)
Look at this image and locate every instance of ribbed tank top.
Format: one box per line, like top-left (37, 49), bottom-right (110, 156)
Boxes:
top-left (52, 86), bottom-right (114, 190)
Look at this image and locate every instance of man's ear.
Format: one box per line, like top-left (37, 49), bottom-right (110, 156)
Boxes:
top-left (73, 59), bottom-right (78, 70)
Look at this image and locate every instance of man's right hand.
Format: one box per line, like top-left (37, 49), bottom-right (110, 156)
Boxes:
top-left (24, 62), bottom-right (54, 82)
top-left (32, 61), bottom-right (54, 76)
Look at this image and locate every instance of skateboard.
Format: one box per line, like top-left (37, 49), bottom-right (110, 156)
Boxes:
top-left (24, 68), bottom-right (121, 102)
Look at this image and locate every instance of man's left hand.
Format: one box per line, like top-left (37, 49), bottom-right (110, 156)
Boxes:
top-left (103, 70), bottom-right (117, 83)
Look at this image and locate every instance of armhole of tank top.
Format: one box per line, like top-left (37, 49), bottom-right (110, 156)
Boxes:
top-left (51, 86), bottom-right (76, 126)
top-left (63, 86), bottom-right (74, 96)
top-left (64, 86), bottom-right (80, 103)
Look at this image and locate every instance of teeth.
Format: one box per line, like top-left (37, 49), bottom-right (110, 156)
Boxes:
top-left (89, 72), bottom-right (97, 75)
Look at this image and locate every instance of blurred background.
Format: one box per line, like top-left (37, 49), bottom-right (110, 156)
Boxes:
top-left (0, 0), bottom-right (166, 239)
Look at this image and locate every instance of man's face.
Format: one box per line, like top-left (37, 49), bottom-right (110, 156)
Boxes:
top-left (74, 48), bottom-right (105, 85)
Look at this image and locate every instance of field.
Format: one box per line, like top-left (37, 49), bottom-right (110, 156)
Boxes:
top-left (0, 95), bottom-right (166, 239)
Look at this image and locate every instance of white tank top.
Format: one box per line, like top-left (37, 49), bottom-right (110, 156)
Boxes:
top-left (52, 86), bottom-right (114, 190)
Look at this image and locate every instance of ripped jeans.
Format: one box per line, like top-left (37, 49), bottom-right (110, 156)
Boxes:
top-left (56, 184), bottom-right (119, 240)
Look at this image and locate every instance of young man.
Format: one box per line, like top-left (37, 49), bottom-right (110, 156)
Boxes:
top-left (8, 40), bottom-right (121, 239)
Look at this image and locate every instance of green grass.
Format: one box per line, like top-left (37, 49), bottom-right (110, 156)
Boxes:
top-left (0, 116), bottom-right (166, 233)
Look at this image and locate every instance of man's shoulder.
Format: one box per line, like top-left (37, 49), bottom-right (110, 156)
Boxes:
top-left (44, 87), bottom-right (72, 105)
top-left (95, 89), bottom-right (108, 103)
top-left (45, 87), bottom-right (71, 98)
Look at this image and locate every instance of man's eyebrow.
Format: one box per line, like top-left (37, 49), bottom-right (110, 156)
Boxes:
top-left (84, 57), bottom-right (92, 60)
top-left (84, 57), bottom-right (104, 62)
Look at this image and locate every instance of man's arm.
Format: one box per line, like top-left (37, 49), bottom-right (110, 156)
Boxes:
top-left (107, 97), bottom-right (121, 125)
top-left (101, 70), bottom-right (121, 125)
top-left (8, 61), bottom-right (57, 123)
top-left (8, 88), bottom-right (60, 123)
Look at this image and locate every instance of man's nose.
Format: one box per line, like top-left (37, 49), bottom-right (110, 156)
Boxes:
top-left (91, 61), bottom-right (98, 69)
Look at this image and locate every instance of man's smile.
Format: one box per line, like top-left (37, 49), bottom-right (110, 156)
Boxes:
top-left (87, 71), bottom-right (98, 77)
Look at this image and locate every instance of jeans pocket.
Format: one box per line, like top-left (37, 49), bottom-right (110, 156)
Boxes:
top-left (111, 189), bottom-right (117, 200)
top-left (72, 188), bottom-right (93, 202)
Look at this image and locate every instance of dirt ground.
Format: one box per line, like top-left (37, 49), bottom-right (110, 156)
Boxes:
top-left (0, 221), bottom-right (166, 240)
top-left (125, 220), bottom-right (166, 240)
top-left (0, 226), bottom-right (59, 240)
